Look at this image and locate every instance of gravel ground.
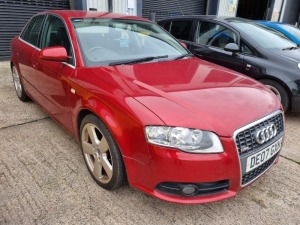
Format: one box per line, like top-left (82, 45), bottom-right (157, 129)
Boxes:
top-left (0, 60), bottom-right (299, 225)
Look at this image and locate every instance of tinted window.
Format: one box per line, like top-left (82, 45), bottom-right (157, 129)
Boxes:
top-left (163, 22), bottom-right (171, 32)
top-left (196, 22), bottom-right (238, 49)
top-left (21, 15), bottom-right (45, 47)
top-left (41, 15), bottom-right (73, 64)
top-left (170, 20), bottom-right (193, 41)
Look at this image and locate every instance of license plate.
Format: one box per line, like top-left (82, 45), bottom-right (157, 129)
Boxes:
top-left (246, 137), bottom-right (282, 173)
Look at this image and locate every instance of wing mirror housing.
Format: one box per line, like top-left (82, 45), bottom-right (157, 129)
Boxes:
top-left (224, 43), bottom-right (240, 53)
top-left (40, 46), bottom-right (68, 61)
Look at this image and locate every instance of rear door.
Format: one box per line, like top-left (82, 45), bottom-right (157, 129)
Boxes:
top-left (160, 19), bottom-right (195, 45)
top-left (17, 14), bottom-right (46, 96)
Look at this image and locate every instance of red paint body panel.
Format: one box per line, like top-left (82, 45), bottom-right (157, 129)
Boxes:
top-left (124, 137), bottom-right (240, 204)
top-left (10, 10), bottom-right (284, 204)
top-left (39, 46), bottom-right (68, 61)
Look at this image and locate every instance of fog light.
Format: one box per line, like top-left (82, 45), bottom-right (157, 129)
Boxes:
top-left (181, 185), bottom-right (197, 196)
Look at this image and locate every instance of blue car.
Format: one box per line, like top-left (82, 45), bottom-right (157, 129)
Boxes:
top-left (258, 21), bottom-right (300, 45)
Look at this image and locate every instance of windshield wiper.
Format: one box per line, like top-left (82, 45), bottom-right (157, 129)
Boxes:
top-left (282, 46), bottom-right (299, 51)
top-left (109, 55), bottom-right (168, 66)
top-left (173, 53), bottom-right (193, 60)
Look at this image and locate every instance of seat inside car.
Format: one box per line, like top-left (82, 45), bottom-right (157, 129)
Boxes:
top-left (56, 26), bottom-right (71, 55)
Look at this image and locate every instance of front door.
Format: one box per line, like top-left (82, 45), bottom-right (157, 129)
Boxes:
top-left (33, 14), bottom-right (75, 133)
top-left (17, 15), bottom-right (46, 96)
top-left (189, 21), bottom-right (246, 74)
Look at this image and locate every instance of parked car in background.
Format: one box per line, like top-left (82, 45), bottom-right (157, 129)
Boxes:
top-left (158, 16), bottom-right (300, 113)
top-left (257, 21), bottom-right (300, 46)
top-left (11, 11), bottom-right (284, 204)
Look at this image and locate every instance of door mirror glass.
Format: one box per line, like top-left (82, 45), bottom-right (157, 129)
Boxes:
top-left (224, 43), bottom-right (239, 53)
top-left (40, 46), bottom-right (68, 61)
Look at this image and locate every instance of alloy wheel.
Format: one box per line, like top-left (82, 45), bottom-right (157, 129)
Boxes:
top-left (81, 123), bottom-right (113, 184)
top-left (12, 67), bottom-right (22, 97)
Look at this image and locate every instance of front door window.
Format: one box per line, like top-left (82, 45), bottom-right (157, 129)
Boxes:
top-left (41, 15), bottom-right (73, 65)
top-left (196, 21), bottom-right (238, 49)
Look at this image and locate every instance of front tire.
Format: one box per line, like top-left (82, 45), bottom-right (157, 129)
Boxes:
top-left (11, 65), bottom-right (30, 102)
top-left (260, 79), bottom-right (290, 113)
top-left (80, 114), bottom-right (125, 190)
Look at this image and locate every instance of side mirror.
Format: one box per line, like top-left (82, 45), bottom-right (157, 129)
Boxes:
top-left (181, 42), bottom-right (187, 48)
top-left (40, 46), bottom-right (68, 61)
top-left (224, 43), bottom-right (239, 53)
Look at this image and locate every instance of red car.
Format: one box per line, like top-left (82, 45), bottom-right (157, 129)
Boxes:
top-left (10, 10), bottom-right (284, 204)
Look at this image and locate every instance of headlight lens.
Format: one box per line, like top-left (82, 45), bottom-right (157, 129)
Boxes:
top-left (145, 126), bottom-right (223, 153)
top-left (298, 63), bottom-right (300, 69)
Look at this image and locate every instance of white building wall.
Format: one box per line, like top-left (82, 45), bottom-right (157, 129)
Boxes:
top-left (217, 0), bottom-right (239, 17)
top-left (127, 0), bottom-right (137, 15)
top-left (87, 0), bottom-right (108, 11)
top-left (86, 0), bottom-right (137, 15)
top-left (112, 0), bottom-right (127, 14)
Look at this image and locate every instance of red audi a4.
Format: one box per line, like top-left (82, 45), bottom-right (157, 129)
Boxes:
top-left (10, 10), bottom-right (284, 204)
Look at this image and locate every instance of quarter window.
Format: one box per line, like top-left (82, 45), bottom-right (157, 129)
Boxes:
top-left (169, 20), bottom-right (193, 41)
top-left (21, 15), bottom-right (45, 47)
top-left (241, 41), bottom-right (253, 55)
top-left (196, 22), bottom-right (237, 49)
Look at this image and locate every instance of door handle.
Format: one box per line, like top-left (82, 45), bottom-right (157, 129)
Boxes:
top-left (32, 61), bottom-right (38, 69)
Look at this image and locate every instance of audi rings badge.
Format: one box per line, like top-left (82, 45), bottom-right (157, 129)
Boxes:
top-left (255, 124), bottom-right (277, 144)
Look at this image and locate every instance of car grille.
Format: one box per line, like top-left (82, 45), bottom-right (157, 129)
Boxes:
top-left (235, 112), bottom-right (284, 156)
top-left (234, 111), bottom-right (284, 186)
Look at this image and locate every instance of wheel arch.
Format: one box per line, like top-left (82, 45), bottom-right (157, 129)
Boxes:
top-left (257, 75), bottom-right (292, 99)
top-left (75, 100), bottom-right (153, 165)
top-left (258, 75), bottom-right (292, 111)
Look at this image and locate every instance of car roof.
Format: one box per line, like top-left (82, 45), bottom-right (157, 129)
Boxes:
top-left (41, 10), bottom-right (150, 22)
top-left (158, 15), bottom-right (252, 23)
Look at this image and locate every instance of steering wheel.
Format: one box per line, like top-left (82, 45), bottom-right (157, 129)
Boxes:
top-left (86, 47), bottom-right (104, 55)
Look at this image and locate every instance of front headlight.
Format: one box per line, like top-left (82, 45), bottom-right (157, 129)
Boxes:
top-left (145, 126), bottom-right (224, 153)
top-left (298, 63), bottom-right (300, 69)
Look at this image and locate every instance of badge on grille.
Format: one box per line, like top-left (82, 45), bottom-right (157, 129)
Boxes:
top-left (255, 124), bottom-right (277, 144)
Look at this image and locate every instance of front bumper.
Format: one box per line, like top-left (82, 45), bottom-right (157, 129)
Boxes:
top-left (124, 137), bottom-right (244, 204)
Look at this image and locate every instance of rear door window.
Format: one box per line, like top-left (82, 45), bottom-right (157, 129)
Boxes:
top-left (20, 15), bottom-right (46, 47)
top-left (169, 20), bottom-right (193, 41)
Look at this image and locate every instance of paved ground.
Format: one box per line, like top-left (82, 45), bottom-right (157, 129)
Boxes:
top-left (0, 60), bottom-right (299, 225)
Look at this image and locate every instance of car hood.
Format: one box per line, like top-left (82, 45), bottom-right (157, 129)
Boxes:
top-left (270, 48), bottom-right (300, 63)
top-left (90, 58), bottom-right (280, 137)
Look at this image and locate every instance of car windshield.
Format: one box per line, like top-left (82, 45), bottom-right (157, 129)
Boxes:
top-left (72, 18), bottom-right (188, 67)
top-left (277, 24), bottom-right (300, 40)
top-left (231, 22), bottom-right (296, 49)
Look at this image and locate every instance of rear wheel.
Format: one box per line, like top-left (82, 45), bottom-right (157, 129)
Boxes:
top-left (80, 114), bottom-right (125, 190)
top-left (11, 66), bottom-right (30, 102)
top-left (260, 79), bottom-right (290, 112)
